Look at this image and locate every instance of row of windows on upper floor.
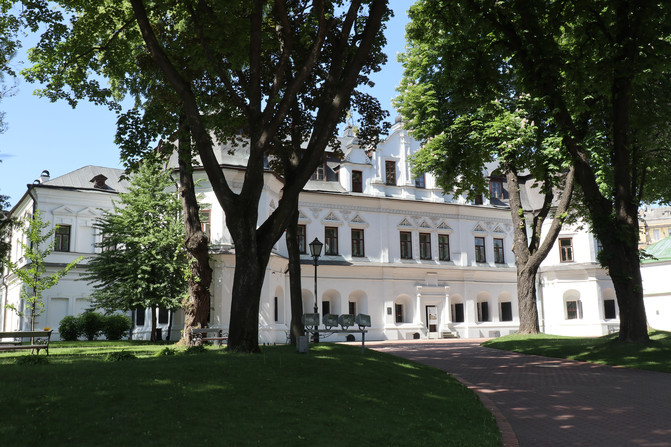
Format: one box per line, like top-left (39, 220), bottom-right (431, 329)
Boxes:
top-left (311, 157), bottom-right (508, 201)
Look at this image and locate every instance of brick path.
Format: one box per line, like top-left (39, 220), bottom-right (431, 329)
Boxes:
top-left (369, 340), bottom-right (671, 447)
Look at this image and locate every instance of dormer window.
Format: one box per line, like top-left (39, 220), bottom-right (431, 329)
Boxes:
top-left (352, 170), bottom-right (363, 193)
top-left (385, 160), bottom-right (396, 186)
top-left (90, 174), bottom-right (109, 189)
top-left (490, 179), bottom-right (504, 199)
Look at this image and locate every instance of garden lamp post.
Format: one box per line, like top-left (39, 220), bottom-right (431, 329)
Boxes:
top-left (309, 237), bottom-right (323, 343)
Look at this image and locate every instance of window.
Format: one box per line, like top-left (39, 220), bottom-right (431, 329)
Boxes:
top-left (500, 302), bottom-right (513, 321)
top-left (414, 173), bottom-right (425, 189)
top-left (136, 307), bottom-right (146, 326)
top-left (474, 194), bottom-right (484, 205)
top-left (352, 170), bottom-right (363, 193)
top-left (400, 231), bottom-right (412, 259)
top-left (349, 301), bottom-right (356, 315)
top-left (475, 237), bottom-right (486, 263)
top-left (274, 297), bottom-right (279, 322)
top-left (297, 225), bottom-right (306, 254)
top-left (494, 238), bottom-right (505, 264)
top-left (566, 300), bottom-right (583, 320)
top-left (199, 209), bottom-right (211, 240)
top-left (604, 299), bottom-right (617, 319)
top-left (322, 301), bottom-right (331, 316)
top-left (438, 234), bottom-right (450, 261)
top-left (158, 308), bottom-right (169, 324)
top-left (559, 238), bottom-right (574, 262)
top-left (490, 179), bottom-right (504, 199)
top-left (395, 304), bottom-right (404, 323)
top-left (311, 160), bottom-right (325, 180)
top-left (385, 160), bottom-right (396, 185)
top-left (325, 227), bottom-right (338, 255)
top-left (419, 233), bottom-right (431, 260)
top-left (351, 229), bottom-right (365, 257)
top-left (654, 229), bottom-right (661, 241)
top-left (55, 225), bottom-right (71, 252)
top-left (452, 303), bottom-right (464, 323)
top-left (477, 301), bottom-right (489, 322)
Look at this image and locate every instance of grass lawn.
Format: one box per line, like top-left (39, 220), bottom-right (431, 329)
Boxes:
top-left (0, 342), bottom-right (501, 446)
top-left (483, 330), bottom-right (671, 373)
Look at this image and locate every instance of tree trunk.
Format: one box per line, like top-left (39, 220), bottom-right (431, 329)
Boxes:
top-left (176, 126), bottom-right (213, 346)
top-left (516, 266), bottom-right (540, 334)
top-left (285, 206), bottom-right (305, 345)
top-left (150, 304), bottom-right (157, 342)
top-left (227, 243), bottom-right (267, 353)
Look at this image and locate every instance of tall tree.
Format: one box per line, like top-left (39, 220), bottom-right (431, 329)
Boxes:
top-left (399, 91), bottom-right (575, 333)
top-left (25, 0), bottom-right (390, 352)
top-left (83, 158), bottom-right (187, 341)
top-left (396, 0), bottom-right (671, 343)
top-left (3, 210), bottom-right (82, 331)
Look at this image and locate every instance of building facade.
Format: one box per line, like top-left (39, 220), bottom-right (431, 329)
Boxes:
top-left (4, 121), bottom-right (669, 342)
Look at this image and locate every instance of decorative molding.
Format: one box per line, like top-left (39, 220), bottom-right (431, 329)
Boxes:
top-left (493, 225), bottom-right (505, 233)
top-left (310, 208), bottom-right (322, 219)
top-left (473, 223), bottom-right (488, 233)
top-left (398, 217), bottom-right (414, 227)
top-left (323, 211), bottom-right (340, 222)
top-left (437, 221), bottom-right (452, 230)
top-left (419, 220), bottom-right (431, 229)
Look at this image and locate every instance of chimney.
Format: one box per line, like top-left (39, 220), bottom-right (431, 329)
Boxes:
top-left (40, 170), bottom-right (50, 183)
top-left (90, 174), bottom-right (109, 189)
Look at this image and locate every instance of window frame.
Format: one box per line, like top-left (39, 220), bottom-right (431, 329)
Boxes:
top-left (493, 238), bottom-right (505, 264)
top-left (325, 226), bottom-right (339, 256)
top-left (352, 170), bottom-right (363, 193)
top-left (414, 173), bottom-right (425, 189)
top-left (395, 303), bottom-right (404, 323)
top-left (400, 231), bottom-right (412, 259)
top-left (385, 160), bottom-right (396, 186)
top-left (199, 209), bottom-right (211, 240)
top-left (297, 224), bottom-right (306, 254)
top-left (54, 224), bottom-right (71, 252)
top-left (500, 302), bottom-right (513, 321)
top-left (438, 234), bottom-right (450, 261)
top-left (351, 228), bottom-right (365, 257)
top-left (477, 301), bottom-right (490, 322)
top-left (475, 236), bottom-right (486, 263)
top-left (559, 237), bottom-right (574, 262)
top-left (419, 233), bottom-right (432, 260)
top-left (490, 179), bottom-right (504, 199)
top-left (566, 300), bottom-right (583, 320)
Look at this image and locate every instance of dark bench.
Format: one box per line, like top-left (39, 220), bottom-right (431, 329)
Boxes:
top-left (0, 330), bottom-right (53, 356)
top-left (190, 328), bottom-right (228, 347)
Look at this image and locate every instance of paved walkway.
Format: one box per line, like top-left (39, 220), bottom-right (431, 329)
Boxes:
top-left (369, 339), bottom-right (671, 447)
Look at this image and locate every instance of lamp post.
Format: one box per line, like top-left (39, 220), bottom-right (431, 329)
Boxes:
top-left (309, 237), bottom-right (323, 343)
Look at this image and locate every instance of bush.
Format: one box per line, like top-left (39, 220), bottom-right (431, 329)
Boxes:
top-left (79, 312), bottom-right (105, 341)
top-left (16, 355), bottom-right (49, 366)
top-left (102, 314), bottom-right (131, 341)
top-left (105, 351), bottom-right (136, 362)
top-left (184, 344), bottom-right (207, 355)
top-left (58, 315), bottom-right (81, 341)
top-left (155, 347), bottom-right (177, 357)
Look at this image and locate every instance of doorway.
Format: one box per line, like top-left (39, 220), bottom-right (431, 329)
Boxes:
top-left (426, 305), bottom-right (438, 333)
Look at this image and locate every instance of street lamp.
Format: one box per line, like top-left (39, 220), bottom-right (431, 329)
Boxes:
top-left (309, 237), bottom-right (323, 343)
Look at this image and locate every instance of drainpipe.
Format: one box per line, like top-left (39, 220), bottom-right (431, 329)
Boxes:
top-left (537, 270), bottom-right (546, 333)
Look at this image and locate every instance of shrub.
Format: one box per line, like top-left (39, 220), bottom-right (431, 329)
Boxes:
top-left (184, 344), bottom-right (207, 355)
top-left (155, 347), bottom-right (177, 357)
top-left (58, 315), bottom-right (81, 341)
top-left (102, 314), bottom-right (131, 341)
top-left (105, 351), bottom-right (136, 362)
top-left (79, 312), bottom-right (105, 341)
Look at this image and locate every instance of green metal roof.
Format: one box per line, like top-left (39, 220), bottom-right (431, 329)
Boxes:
top-left (643, 236), bottom-right (671, 263)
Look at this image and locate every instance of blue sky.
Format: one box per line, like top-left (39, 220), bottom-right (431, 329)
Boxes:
top-left (0, 1), bottom-right (411, 207)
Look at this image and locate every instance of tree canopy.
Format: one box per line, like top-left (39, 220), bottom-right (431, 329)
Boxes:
top-left (83, 158), bottom-right (187, 340)
top-left (396, 0), bottom-right (671, 343)
top-left (23, 0), bottom-right (390, 352)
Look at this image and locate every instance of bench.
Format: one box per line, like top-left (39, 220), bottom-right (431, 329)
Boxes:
top-left (0, 330), bottom-right (53, 356)
top-left (190, 328), bottom-right (228, 347)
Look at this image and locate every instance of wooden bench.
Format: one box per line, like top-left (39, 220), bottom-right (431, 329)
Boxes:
top-left (0, 330), bottom-right (53, 356)
top-left (190, 328), bottom-right (228, 347)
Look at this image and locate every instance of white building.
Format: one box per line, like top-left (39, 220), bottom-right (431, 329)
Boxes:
top-left (4, 120), bottom-right (667, 342)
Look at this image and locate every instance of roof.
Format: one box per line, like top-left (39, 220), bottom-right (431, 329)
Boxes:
top-left (39, 165), bottom-right (129, 193)
top-left (642, 236), bottom-right (671, 263)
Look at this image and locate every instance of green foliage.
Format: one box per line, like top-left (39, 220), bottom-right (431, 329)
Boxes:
top-left (79, 311), bottom-right (105, 341)
top-left (154, 346), bottom-right (176, 357)
top-left (104, 350), bottom-right (136, 362)
top-left (82, 158), bottom-right (187, 314)
top-left (58, 315), bottom-right (81, 341)
top-left (101, 314), bottom-right (131, 341)
top-left (3, 210), bottom-right (82, 330)
top-left (183, 344), bottom-right (207, 355)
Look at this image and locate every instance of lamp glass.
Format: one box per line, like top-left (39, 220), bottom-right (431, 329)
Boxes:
top-left (309, 237), bottom-right (323, 258)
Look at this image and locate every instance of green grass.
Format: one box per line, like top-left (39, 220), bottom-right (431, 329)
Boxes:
top-left (483, 330), bottom-right (671, 372)
top-left (0, 342), bottom-right (501, 446)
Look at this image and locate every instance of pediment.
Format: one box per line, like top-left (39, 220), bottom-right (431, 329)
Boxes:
top-left (473, 223), bottom-right (488, 233)
top-left (52, 205), bottom-right (76, 215)
top-left (323, 211), bottom-right (340, 222)
top-left (437, 221), bottom-right (452, 230)
top-left (419, 220), bottom-right (431, 229)
top-left (77, 207), bottom-right (103, 217)
top-left (399, 217), bottom-right (414, 227)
